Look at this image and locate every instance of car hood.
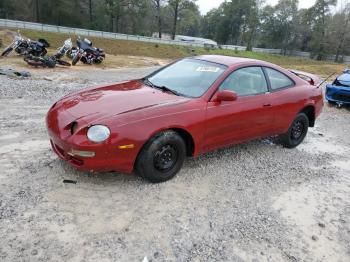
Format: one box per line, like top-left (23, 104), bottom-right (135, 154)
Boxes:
top-left (335, 72), bottom-right (350, 87)
top-left (55, 80), bottom-right (190, 123)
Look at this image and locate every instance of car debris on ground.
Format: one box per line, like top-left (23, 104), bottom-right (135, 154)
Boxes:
top-left (0, 67), bottom-right (31, 78)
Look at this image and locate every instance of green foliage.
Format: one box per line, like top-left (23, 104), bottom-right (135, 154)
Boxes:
top-left (168, 0), bottom-right (197, 39)
top-left (308, 0), bottom-right (337, 60)
top-left (260, 0), bottom-right (298, 53)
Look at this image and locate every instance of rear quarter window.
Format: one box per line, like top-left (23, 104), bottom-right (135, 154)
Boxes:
top-left (265, 68), bottom-right (294, 91)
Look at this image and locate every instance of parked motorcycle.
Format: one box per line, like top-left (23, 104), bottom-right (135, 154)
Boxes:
top-left (1, 32), bottom-right (49, 57)
top-left (24, 38), bottom-right (72, 68)
top-left (70, 37), bottom-right (105, 65)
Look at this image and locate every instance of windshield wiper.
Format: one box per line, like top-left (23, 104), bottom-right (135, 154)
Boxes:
top-left (142, 78), bottom-right (155, 88)
top-left (155, 85), bottom-right (182, 96)
top-left (142, 78), bottom-right (182, 96)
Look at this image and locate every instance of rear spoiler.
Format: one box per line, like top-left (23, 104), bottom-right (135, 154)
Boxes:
top-left (288, 69), bottom-right (322, 86)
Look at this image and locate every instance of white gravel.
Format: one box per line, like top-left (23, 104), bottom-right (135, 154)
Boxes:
top-left (0, 66), bottom-right (349, 262)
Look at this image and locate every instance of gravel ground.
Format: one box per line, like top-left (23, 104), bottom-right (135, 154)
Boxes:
top-left (0, 66), bottom-right (349, 262)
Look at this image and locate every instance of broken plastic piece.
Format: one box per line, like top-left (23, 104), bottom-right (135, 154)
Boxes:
top-left (63, 179), bottom-right (77, 184)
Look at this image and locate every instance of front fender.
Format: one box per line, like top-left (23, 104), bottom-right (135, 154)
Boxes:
top-left (105, 106), bottom-right (206, 170)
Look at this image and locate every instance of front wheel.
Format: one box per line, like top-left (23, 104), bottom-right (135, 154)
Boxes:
top-left (1, 47), bottom-right (13, 57)
top-left (72, 53), bottom-right (81, 65)
top-left (135, 131), bottom-right (186, 183)
top-left (279, 113), bottom-right (309, 148)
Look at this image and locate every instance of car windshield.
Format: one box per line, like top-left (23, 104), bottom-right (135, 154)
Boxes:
top-left (147, 58), bottom-right (227, 98)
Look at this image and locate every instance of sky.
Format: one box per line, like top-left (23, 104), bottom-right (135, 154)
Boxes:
top-left (197, 0), bottom-right (317, 15)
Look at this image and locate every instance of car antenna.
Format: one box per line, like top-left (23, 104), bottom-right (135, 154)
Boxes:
top-left (317, 73), bottom-right (336, 89)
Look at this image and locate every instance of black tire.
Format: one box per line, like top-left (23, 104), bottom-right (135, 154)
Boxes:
top-left (135, 130), bottom-right (186, 183)
top-left (81, 56), bottom-right (89, 64)
top-left (26, 60), bottom-right (44, 67)
top-left (72, 53), bottom-right (81, 65)
top-left (1, 47), bottom-right (13, 57)
top-left (279, 113), bottom-right (309, 148)
top-left (94, 58), bottom-right (103, 64)
top-left (46, 58), bottom-right (56, 68)
top-left (57, 60), bottom-right (71, 67)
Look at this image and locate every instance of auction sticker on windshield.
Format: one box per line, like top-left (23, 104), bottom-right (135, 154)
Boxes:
top-left (196, 66), bottom-right (221, 73)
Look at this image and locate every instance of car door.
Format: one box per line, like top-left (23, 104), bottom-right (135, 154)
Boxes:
top-left (262, 67), bottom-right (299, 134)
top-left (204, 66), bottom-right (274, 152)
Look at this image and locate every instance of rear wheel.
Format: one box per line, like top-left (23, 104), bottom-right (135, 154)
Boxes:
top-left (25, 59), bottom-right (43, 67)
top-left (57, 60), bottom-right (71, 67)
top-left (135, 131), bottom-right (186, 183)
top-left (279, 113), bottom-right (309, 148)
top-left (24, 55), bottom-right (44, 67)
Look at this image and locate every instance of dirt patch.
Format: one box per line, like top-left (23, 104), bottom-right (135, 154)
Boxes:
top-left (0, 53), bottom-right (170, 70)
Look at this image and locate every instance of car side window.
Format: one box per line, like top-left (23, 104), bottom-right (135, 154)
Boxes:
top-left (265, 68), bottom-right (294, 90)
top-left (219, 67), bottom-right (268, 96)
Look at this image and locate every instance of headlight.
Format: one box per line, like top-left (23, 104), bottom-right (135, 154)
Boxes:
top-left (87, 125), bottom-right (110, 143)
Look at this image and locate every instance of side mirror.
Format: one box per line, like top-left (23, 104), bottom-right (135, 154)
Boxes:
top-left (216, 90), bottom-right (238, 102)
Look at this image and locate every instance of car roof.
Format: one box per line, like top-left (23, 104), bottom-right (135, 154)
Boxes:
top-left (193, 55), bottom-right (264, 67)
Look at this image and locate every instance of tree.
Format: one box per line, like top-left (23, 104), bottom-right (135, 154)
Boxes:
top-left (0, 0), bottom-right (15, 19)
top-left (309, 0), bottom-right (337, 60)
top-left (334, 3), bottom-right (350, 62)
top-left (259, 0), bottom-right (298, 54)
top-left (293, 8), bottom-right (313, 52)
top-left (152, 0), bottom-right (163, 38)
top-left (89, 0), bottom-right (93, 24)
top-left (245, 0), bottom-right (264, 51)
top-left (168, 0), bottom-right (196, 40)
top-left (177, 4), bottom-right (201, 36)
top-left (33, 0), bottom-right (39, 22)
top-left (200, 5), bottom-right (229, 44)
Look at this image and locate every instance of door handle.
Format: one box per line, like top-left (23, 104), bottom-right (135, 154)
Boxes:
top-left (263, 103), bottom-right (272, 107)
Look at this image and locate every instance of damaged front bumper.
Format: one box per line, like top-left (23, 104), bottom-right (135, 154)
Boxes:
top-left (325, 84), bottom-right (350, 105)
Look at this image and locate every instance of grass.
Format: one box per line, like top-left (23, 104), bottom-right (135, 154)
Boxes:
top-left (0, 28), bottom-right (347, 77)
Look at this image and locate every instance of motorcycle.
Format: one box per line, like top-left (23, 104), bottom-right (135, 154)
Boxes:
top-left (1, 32), bottom-right (49, 57)
top-left (24, 38), bottom-right (72, 68)
top-left (70, 37), bottom-right (105, 65)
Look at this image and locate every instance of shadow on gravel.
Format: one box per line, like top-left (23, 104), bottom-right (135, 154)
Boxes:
top-left (57, 137), bottom-right (281, 185)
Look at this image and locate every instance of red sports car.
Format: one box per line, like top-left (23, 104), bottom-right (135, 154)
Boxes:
top-left (46, 55), bottom-right (323, 182)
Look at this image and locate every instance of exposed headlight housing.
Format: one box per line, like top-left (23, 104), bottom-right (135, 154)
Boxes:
top-left (87, 125), bottom-right (110, 143)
